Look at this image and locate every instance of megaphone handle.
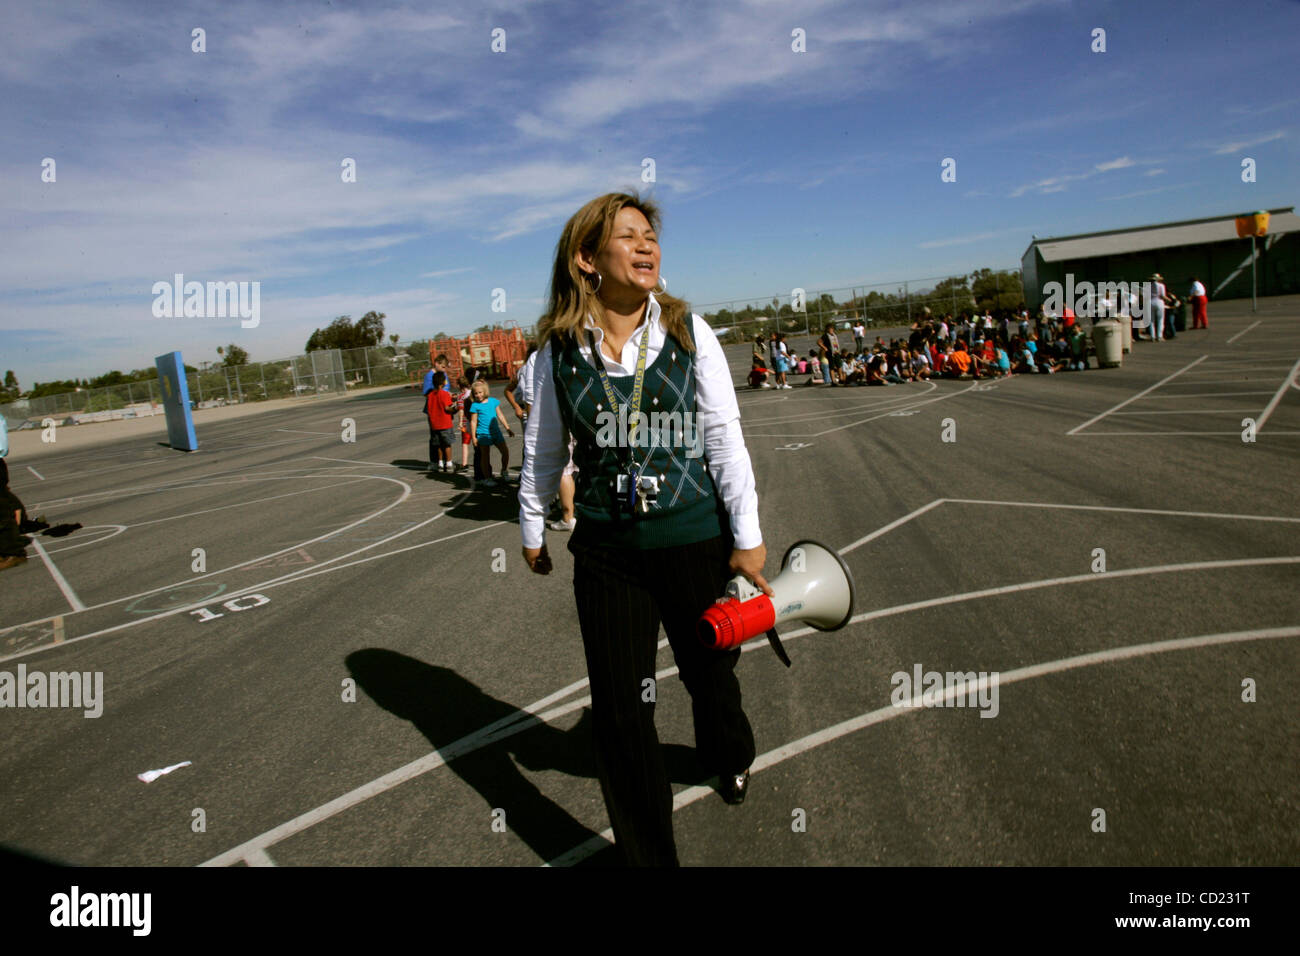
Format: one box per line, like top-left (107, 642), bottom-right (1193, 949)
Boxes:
top-left (766, 628), bottom-right (792, 668)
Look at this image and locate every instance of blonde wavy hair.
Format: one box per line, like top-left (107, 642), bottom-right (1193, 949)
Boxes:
top-left (537, 192), bottom-right (694, 353)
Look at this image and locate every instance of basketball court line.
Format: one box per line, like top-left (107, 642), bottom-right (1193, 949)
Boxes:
top-left (10, 454), bottom-right (479, 632)
top-left (0, 475), bottom-right (490, 664)
top-left (0, 472), bottom-right (415, 654)
top-left (745, 381), bottom-right (986, 438)
top-left (1069, 349), bottom-right (1300, 437)
top-left (42, 525), bottom-right (127, 555)
top-left (545, 623), bottom-right (1300, 866)
top-left (30, 537), bottom-right (87, 613)
top-left (1109, 408), bottom-right (1261, 416)
top-left (941, 497), bottom-right (1300, 523)
top-left (740, 384), bottom-right (938, 427)
top-left (1256, 354), bottom-right (1300, 431)
top-left (1074, 430), bottom-right (1300, 437)
top-left (197, 497), bottom-right (1298, 866)
top-left (202, 553), bottom-right (1300, 867)
top-left (1067, 356), bottom-right (1207, 435)
top-left (1140, 391), bottom-right (1274, 399)
top-left (27, 466), bottom-right (44, 480)
top-left (1226, 320), bottom-right (1263, 344)
top-left (126, 478), bottom-right (373, 529)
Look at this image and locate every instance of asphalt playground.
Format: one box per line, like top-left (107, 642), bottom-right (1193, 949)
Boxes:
top-left (2, 295), bottom-right (1297, 867)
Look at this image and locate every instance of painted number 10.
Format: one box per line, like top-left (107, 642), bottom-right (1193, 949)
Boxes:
top-left (190, 594), bottom-right (271, 622)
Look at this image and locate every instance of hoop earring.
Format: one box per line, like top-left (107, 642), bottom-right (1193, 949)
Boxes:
top-left (654, 275), bottom-right (667, 294)
top-left (584, 271), bottom-right (602, 294)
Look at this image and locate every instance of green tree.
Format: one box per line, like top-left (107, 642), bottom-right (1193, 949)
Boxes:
top-left (306, 311), bottom-right (387, 351)
top-left (219, 344), bottom-right (249, 367)
top-left (355, 310), bottom-right (386, 347)
top-left (970, 268), bottom-right (1025, 313)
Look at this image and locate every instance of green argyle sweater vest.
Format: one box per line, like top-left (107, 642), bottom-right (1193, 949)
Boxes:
top-left (552, 322), bottom-right (728, 549)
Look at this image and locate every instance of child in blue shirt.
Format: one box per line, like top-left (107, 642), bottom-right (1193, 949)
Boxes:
top-left (468, 379), bottom-right (515, 486)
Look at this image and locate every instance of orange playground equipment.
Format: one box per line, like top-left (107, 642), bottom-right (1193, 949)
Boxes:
top-left (418, 323), bottom-right (529, 387)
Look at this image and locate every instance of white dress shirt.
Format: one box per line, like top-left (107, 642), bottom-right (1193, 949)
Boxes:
top-left (518, 293), bottom-right (762, 551)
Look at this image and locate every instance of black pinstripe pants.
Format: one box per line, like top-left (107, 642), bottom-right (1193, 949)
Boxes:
top-left (568, 532), bottom-right (756, 866)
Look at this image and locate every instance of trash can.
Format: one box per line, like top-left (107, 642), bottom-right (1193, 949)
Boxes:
top-left (1092, 319), bottom-right (1122, 368)
top-left (1119, 315), bottom-right (1132, 353)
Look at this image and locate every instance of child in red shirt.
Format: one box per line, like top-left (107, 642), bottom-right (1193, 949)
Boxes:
top-left (425, 371), bottom-right (458, 472)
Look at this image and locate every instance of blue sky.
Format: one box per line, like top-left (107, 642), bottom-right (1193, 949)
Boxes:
top-left (2, 0), bottom-right (1297, 386)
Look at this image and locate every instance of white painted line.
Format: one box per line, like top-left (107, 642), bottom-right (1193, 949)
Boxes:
top-left (128, 478), bottom-right (371, 528)
top-left (27, 466), bottom-right (45, 480)
top-left (276, 429), bottom-right (335, 436)
top-left (30, 538), bottom-right (86, 613)
top-left (0, 485), bottom-right (481, 665)
top-left (839, 499), bottom-right (945, 554)
top-left (1178, 366), bottom-right (1296, 375)
top-left (1139, 391), bottom-right (1275, 399)
top-left (44, 525), bottom-right (127, 555)
top-left (200, 665), bottom-right (590, 868)
top-left (746, 382), bottom-right (985, 439)
top-left (1067, 355), bottom-right (1207, 435)
top-left (1074, 430), bottom-right (1300, 436)
top-left (546, 624), bottom-right (1300, 866)
top-left (243, 848), bottom-right (276, 866)
top-left (1110, 408), bottom-right (1263, 416)
top-left (0, 473), bottom-right (413, 650)
top-left (199, 550), bottom-right (1300, 867)
top-left (1255, 353), bottom-right (1300, 432)
top-left (312, 456), bottom-right (403, 467)
top-left (941, 498), bottom-right (1300, 524)
top-left (1226, 320), bottom-right (1263, 345)
top-left (742, 385), bottom-right (938, 427)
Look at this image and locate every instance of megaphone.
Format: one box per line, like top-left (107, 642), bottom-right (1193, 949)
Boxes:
top-left (698, 540), bottom-right (856, 667)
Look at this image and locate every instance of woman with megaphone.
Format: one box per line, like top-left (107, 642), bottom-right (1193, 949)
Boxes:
top-left (519, 192), bottom-right (770, 867)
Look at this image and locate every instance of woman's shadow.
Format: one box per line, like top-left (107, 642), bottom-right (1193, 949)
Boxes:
top-left (346, 648), bottom-right (706, 865)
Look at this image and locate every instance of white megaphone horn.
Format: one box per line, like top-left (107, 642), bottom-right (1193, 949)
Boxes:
top-left (697, 539), bottom-right (856, 667)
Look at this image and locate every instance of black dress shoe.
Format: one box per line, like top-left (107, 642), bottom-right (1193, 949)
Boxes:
top-left (719, 769), bottom-right (751, 805)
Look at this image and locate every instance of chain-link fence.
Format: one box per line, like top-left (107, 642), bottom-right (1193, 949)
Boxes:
top-left (0, 347), bottom-right (373, 428)
top-left (1, 271), bottom-right (1026, 427)
top-left (697, 268), bottom-right (1025, 345)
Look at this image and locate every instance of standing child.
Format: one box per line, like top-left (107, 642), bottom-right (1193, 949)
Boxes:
top-left (454, 376), bottom-right (474, 473)
top-left (469, 379), bottom-right (515, 487)
top-left (424, 371), bottom-right (458, 472)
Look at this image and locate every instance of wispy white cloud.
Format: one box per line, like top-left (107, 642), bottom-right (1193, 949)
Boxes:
top-left (918, 227), bottom-right (1028, 249)
top-left (1209, 131), bottom-right (1286, 154)
top-left (1010, 155), bottom-right (1160, 197)
top-left (420, 267), bottom-right (475, 279)
top-left (1101, 182), bottom-right (1196, 202)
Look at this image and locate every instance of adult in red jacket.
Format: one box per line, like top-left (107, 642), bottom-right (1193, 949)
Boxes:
top-left (1189, 277), bottom-right (1209, 329)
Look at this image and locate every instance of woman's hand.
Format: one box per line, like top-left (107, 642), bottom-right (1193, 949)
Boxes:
top-left (524, 545), bottom-right (552, 575)
top-left (729, 544), bottom-right (772, 596)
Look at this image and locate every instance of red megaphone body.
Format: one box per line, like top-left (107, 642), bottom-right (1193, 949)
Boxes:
top-left (697, 540), bottom-right (856, 667)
